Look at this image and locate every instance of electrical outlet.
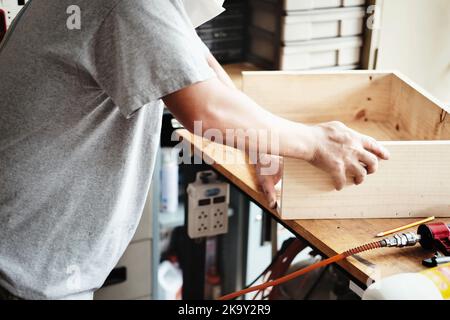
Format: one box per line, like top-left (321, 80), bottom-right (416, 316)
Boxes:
top-left (187, 171), bottom-right (229, 239)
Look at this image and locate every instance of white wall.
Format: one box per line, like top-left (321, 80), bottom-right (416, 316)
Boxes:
top-left (376, 0), bottom-right (450, 105)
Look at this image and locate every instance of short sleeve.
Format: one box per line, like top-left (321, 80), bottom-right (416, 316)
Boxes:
top-left (91, 0), bottom-right (215, 118)
top-left (196, 33), bottom-right (211, 55)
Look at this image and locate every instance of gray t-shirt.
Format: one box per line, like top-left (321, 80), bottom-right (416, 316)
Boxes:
top-left (0, 0), bottom-right (214, 299)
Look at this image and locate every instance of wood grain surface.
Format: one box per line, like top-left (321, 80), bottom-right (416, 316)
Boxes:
top-left (241, 71), bottom-right (450, 220)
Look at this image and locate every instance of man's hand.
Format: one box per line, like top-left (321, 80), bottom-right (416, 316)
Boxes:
top-left (308, 121), bottom-right (390, 190)
top-left (255, 122), bottom-right (390, 207)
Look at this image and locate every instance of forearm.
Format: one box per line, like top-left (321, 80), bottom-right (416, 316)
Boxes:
top-left (163, 65), bottom-right (389, 191)
top-left (164, 78), bottom-right (315, 160)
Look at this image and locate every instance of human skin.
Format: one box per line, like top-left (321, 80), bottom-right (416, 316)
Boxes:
top-left (163, 52), bottom-right (390, 208)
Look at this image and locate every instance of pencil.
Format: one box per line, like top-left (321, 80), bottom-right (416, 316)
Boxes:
top-left (376, 216), bottom-right (435, 237)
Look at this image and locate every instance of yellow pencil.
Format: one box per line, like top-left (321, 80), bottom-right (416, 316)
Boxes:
top-left (376, 216), bottom-right (436, 237)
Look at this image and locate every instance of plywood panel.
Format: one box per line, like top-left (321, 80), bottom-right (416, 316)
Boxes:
top-left (281, 141), bottom-right (450, 219)
top-left (391, 73), bottom-right (450, 141)
top-left (242, 71), bottom-right (393, 123)
top-left (331, 120), bottom-right (407, 141)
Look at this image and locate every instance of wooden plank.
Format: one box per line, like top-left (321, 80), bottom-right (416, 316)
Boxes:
top-left (240, 70), bottom-right (450, 141)
top-left (281, 141), bottom-right (450, 219)
top-left (345, 120), bottom-right (411, 141)
top-left (242, 71), bottom-right (393, 123)
top-left (390, 72), bottom-right (450, 140)
top-left (174, 129), bottom-right (450, 286)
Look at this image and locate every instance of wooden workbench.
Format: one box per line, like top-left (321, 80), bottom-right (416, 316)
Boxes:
top-left (175, 64), bottom-right (450, 287)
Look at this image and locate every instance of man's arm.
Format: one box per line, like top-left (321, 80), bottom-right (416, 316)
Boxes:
top-left (164, 78), bottom-right (389, 178)
top-left (163, 52), bottom-right (390, 210)
top-left (172, 49), bottom-right (312, 160)
top-left (164, 76), bottom-right (315, 158)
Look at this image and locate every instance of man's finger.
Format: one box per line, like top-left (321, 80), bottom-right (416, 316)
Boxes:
top-left (260, 177), bottom-right (277, 209)
top-left (362, 136), bottom-right (390, 160)
top-left (358, 150), bottom-right (379, 174)
top-left (256, 163), bottom-right (277, 209)
top-left (331, 166), bottom-right (346, 191)
top-left (348, 163), bottom-right (367, 185)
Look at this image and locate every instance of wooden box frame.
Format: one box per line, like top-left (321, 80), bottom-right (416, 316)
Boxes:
top-left (242, 71), bottom-right (450, 219)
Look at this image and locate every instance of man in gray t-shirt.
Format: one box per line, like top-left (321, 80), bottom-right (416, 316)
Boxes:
top-left (0, 0), bottom-right (389, 299)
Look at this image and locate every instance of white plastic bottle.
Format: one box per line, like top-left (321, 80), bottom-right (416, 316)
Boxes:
top-left (160, 148), bottom-right (179, 213)
top-left (363, 262), bottom-right (450, 300)
top-left (158, 258), bottom-right (183, 300)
